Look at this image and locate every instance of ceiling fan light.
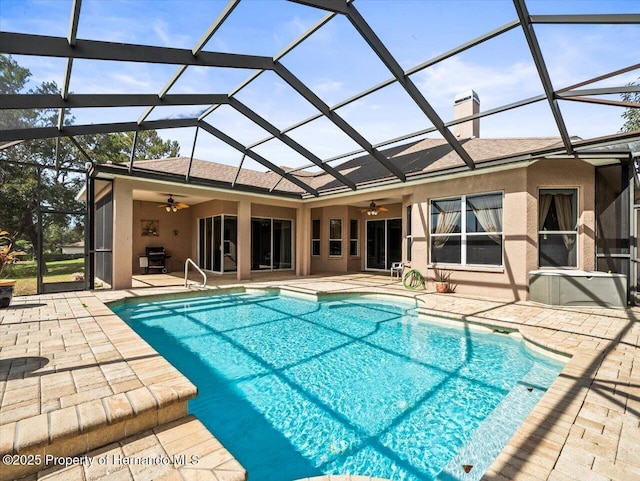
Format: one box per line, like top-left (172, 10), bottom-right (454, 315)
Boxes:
top-left (171, 205), bottom-right (177, 212)
top-left (165, 206), bottom-right (171, 213)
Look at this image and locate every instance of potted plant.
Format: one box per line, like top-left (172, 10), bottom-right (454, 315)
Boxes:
top-left (0, 230), bottom-right (25, 308)
top-left (432, 266), bottom-right (452, 293)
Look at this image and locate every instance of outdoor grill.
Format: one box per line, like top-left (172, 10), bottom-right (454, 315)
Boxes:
top-left (144, 246), bottom-right (170, 274)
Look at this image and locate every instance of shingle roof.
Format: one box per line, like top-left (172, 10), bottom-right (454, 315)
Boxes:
top-left (131, 158), bottom-right (305, 194)
top-left (306, 136), bottom-right (568, 191)
top-left (111, 136), bottom-right (622, 197)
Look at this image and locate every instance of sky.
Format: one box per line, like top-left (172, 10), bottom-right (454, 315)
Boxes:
top-left (1, 0), bottom-right (639, 172)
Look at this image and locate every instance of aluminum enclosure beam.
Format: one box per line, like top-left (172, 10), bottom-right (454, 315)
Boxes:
top-left (343, 2), bottom-right (476, 170)
top-left (0, 118), bottom-right (200, 142)
top-left (139, 0), bottom-right (242, 124)
top-left (248, 18), bottom-right (521, 152)
top-left (2, 94), bottom-right (230, 110)
top-left (198, 121), bottom-right (319, 197)
top-left (530, 14), bottom-right (640, 24)
top-left (274, 62), bottom-right (406, 182)
top-left (513, 0), bottom-right (573, 154)
top-left (0, 32), bottom-right (275, 70)
top-left (288, 0), bottom-right (349, 14)
top-left (229, 98), bottom-right (356, 190)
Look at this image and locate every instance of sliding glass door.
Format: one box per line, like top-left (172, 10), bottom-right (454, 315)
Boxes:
top-left (366, 218), bottom-right (402, 270)
top-left (198, 215), bottom-right (237, 273)
top-left (251, 217), bottom-right (293, 271)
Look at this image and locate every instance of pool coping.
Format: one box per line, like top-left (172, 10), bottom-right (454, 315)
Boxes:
top-left (2, 274), bottom-right (638, 480)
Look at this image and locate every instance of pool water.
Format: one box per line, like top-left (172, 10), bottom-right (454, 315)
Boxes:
top-left (113, 292), bottom-right (564, 481)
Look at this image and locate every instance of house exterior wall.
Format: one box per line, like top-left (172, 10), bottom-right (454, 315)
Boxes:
top-left (347, 206), bottom-right (363, 272)
top-left (112, 179), bottom-right (133, 290)
top-left (407, 159), bottom-right (595, 300)
top-left (106, 157), bottom-right (599, 299)
top-left (310, 205), bottom-right (350, 272)
top-left (410, 167), bottom-right (529, 300)
top-left (526, 158), bottom-right (596, 273)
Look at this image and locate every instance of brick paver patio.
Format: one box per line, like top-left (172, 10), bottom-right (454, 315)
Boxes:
top-left (1, 273), bottom-right (638, 480)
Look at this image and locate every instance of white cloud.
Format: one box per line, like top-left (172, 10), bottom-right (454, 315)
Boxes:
top-left (153, 19), bottom-right (173, 47)
top-left (110, 73), bottom-right (154, 91)
top-left (414, 57), bottom-right (541, 110)
top-left (312, 79), bottom-right (345, 94)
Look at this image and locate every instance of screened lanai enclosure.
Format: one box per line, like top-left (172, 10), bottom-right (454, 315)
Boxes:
top-left (0, 0), bottom-right (639, 300)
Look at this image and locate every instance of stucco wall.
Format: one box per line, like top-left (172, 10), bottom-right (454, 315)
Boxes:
top-left (526, 158), bottom-right (595, 273)
top-left (407, 159), bottom-right (596, 300)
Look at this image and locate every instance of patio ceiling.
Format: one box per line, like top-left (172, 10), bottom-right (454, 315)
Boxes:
top-left (1, 0), bottom-right (639, 199)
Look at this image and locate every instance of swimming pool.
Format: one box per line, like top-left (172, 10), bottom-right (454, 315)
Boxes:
top-left (112, 291), bottom-right (564, 481)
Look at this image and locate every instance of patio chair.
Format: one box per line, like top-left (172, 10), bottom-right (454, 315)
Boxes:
top-left (390, 262), bottom-right (404, 279)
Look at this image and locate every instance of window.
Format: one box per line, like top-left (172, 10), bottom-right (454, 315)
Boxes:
top-left (312, 219), bottom-right (320, 256)
top-left (349, 219), bottom-right (358, 256)
top-left (430, 192), bottom-right (503, 266)
top-left (329, 218), bottom-right (342, 256)
top-left (539, 189), bottom-right (577, 267)
top-left (406, 205), bottom-right (412, 262)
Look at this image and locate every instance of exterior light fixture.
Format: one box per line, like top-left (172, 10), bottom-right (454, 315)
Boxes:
top-left (361, 201), bottom-right (388, 216)
top-left (158, 194), bottom-right (190, 213)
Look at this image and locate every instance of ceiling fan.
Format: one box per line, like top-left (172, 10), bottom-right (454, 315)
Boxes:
top-left (361, 201), bottom-right (389, 216)
top-left (158, 194), bottom-right (189, 212)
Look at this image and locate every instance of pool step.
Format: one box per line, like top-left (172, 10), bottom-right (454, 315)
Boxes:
top-left (23, 415), bottom-right (247, 481)
top-left (0, 384), bottom-right (195, 481)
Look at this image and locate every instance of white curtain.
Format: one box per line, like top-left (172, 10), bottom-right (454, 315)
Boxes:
top-left (468, 195), bottom-right (502, 244)
top-left (433, 200), bottom-right (460, 249)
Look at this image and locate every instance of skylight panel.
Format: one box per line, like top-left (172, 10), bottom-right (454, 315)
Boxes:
top-left (356, 0), bottom-right (516, 71)
top-left (559, 101), bottom-right (631, 140)
top-left (200, 0), bottom-right (326, 57)
top-left (233, 71), bottom-right (320, 130)
top-left (535, 24), bottom-right (640, 92)
top-left (68, 60), bottom-right (177, 94)
top-left (76, 0), bottom-right (222, 48)
top-left (409, 27), bottom-right (544, 123)
top-left (280, 14), bottom-right (392, 106)
top-left (170, 66), bottom-right (256, 95)
top-left (0, 0), bottom-right (71, 37)
top-left (145, 105), bottom-right (210, 122)
top-left (526, 0), bottom-right (640, 15)
top-left (5, 55), bottom-right (66, 92)
top-left (252, 138), bottom-right (312, 171)
top-left (72, 106), bottom-right (148, 126)
top-left (203, 104), bottom-right (272, 147)
top-left (335, 83), bottom-right (433, 146)
top-left (286, 116), bottom-right (362, 161)
top-left (478, 102), bottom-right (559, 139)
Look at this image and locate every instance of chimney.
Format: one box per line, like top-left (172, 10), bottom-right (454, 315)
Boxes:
top-left (453, 90), bottom-right (480, 139)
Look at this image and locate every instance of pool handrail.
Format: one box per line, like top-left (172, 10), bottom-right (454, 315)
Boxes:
top-left (184, 258), bottom-right (207, 288)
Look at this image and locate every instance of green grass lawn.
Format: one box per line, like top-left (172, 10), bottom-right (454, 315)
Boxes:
top-left (4, 258), bottom-right (84, 296)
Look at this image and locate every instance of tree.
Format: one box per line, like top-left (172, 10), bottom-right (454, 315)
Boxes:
top-left (621, 77), bottom-right (640, 133)
top-left (0, 54), bottom-right (180, 261)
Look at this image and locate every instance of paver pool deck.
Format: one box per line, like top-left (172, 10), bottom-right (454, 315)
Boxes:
top-left (0, 273), bottom-right (638, 481)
